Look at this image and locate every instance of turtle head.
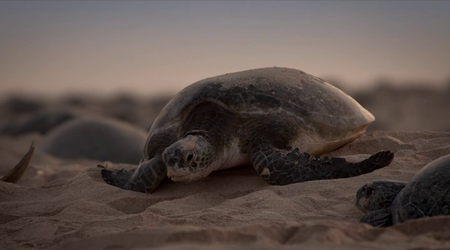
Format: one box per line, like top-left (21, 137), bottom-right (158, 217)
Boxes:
top-left (356, 180), bottom-right (407, 213)
top-left (162, 132), bottom-right (215, 182)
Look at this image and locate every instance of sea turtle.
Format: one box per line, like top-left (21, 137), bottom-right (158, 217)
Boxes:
top-left (1, 143), bottom-right (34, 183)
top-left (41, 116), bottom-right (147, 164)
top-left (101, 67), bottom-right (394, 193)
top-left (356, 153), bottom-right (450, 227)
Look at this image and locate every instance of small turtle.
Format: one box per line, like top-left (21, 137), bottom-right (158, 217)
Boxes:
top-left (1, 143), bottom-right (34, 183)
top-left (41, 117), bottom-right (147, 164)
top-left (356, 154), bottom-right (450, 227)
top-left (101, 67), bottom-right (394, 193)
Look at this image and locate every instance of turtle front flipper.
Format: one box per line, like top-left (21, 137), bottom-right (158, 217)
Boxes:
top-left (360, 208), bottom-right (393, 227)
top-left (250, 144), bottom-right (394, 185)
top-left (98, 166), bottom-right (136, 189)
top-left (100, 155), bottom-right (166, 193)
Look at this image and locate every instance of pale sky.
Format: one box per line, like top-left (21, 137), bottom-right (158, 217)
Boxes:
top-left (1, 1), bottom-right (449, 97)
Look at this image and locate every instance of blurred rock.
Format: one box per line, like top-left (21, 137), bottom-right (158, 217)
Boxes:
top-left (2, 95), bottom-right (43, 114)
top-left (1, 109), bottom-right (77, 136)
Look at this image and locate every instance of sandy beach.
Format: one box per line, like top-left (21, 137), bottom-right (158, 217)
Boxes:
top-left (1, 87), bottom-right (450, 250)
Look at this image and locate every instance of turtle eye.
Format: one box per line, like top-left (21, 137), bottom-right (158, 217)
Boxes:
top-left (186, 153), bottom-right (194, 162)
top-left (364, 186), bottom-right (375, 197)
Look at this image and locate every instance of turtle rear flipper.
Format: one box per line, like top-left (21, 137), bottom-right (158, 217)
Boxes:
top-left (1, 142), bottom-right (34, 183)
top-left (250, 144), bottom-right (394, 185)
top-left (360, 208), bottom-right (393, 227)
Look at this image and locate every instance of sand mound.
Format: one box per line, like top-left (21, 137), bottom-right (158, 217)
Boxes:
top-left (1, 131), bottom-right (450, 249)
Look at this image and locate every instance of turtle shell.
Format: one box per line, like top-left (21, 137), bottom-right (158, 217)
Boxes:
top-left (392, 154), bottom-right (450, 223)
top-left (41, 117), bottom-right (147, 164)
top-left (147, 67), bottom-right (374, 153)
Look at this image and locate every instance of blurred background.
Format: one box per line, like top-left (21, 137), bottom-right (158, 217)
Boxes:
top-left (1, 1), bottom-right (449, 132)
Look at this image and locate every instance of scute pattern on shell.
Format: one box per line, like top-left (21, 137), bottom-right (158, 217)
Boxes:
top-left (146, 67), bottom-right (375, 154)
top-left (392, 154), bottom-right (450, 223)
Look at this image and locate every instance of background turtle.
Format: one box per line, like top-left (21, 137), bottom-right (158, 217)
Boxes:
top-left (101, 67), bottom-right (394, 193)
top-left (356, 153), bottom-right (450, 227)
top-left (41, 116), bottom-right (147, 164)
